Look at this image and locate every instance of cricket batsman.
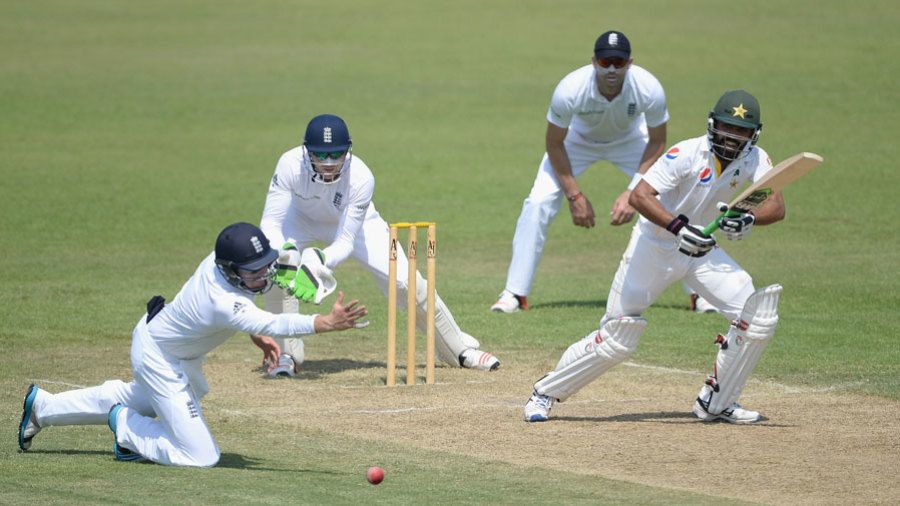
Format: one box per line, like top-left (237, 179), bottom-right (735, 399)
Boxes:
top-left (253, 114), bottom-right (500, 377)
top-left (524, 90), bottom-right (787, 424)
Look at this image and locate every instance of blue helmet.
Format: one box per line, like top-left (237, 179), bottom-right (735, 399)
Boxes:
top-left (214, 222), bottom-right (278, 294)
top-left (304, 114), bottom-right (352, 152)
top-left (303, 114), bottom-right (352, 184)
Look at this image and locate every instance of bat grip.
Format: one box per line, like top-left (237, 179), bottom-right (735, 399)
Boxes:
top-left (702, 209), bottom-right (742, 236)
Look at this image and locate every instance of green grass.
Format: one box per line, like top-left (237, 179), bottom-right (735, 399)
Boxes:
top-left (1, 0), bottom-right (898, 502)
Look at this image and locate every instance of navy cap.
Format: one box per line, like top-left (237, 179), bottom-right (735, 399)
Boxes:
top-left (303, 114), bottom-right (352, 152)
top-left (594, 31), bottom-right (631, 59)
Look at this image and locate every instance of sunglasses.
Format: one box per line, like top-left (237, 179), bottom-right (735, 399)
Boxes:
top-left (597, 57), bottom-right (629, 69)
top-left (310, 150), bottom-right (347, 160)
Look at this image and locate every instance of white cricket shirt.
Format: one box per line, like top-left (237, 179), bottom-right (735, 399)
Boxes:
top-left (639, 135), bottom-right (774, 241)
top-left (147, 253), bottom-right (317, 360)
top-left (260, 147), bottom-right (376, 269)
top-left (547, 64), bottom-right (669, 144)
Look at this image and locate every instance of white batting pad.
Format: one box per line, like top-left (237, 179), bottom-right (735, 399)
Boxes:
top-left (703, 284), bottom-right (782, 415)
top-left (535, 317), bottom-right (647, 401)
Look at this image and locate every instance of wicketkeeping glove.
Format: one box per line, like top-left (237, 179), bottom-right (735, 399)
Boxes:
top-left (667, 214), bottom-right (717, 257)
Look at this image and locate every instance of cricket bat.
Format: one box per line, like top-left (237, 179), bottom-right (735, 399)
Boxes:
top-left (702, 152), bottom-right (824, 236)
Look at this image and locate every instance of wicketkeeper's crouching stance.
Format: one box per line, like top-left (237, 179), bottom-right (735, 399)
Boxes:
top-left (18, 223), bottom-right (367, 466)
top-left (525, 90), bottom-right (787, 424)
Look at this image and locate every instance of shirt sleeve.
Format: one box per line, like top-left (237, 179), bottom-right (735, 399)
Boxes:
top-left (227, 296), bottom-right (318, 337)
top-left (546, 78), bottom-right (575, 129)
top-left (750, 148), bottom-right (775, 182)
top-left (643, 78), bottom-right (669, 128)
top-left (641, 146), bottom-right (684, 194)
top-left (259, 154), bottom-right (295, 248)
top-left (322, 175), bottom-right (373, 269)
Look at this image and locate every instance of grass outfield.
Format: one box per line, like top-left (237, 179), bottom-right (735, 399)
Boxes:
top-left (1, 0), bottom-right (898, 503)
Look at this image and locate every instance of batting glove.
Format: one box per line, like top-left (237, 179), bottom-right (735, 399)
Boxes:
top-left (718, 211), bottom-right (755, 241)
top-left (667, 214), bottom-right (717, 257)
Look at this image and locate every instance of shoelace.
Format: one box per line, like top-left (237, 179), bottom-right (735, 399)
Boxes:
top-left (532, 393), bottom-right (552, 409)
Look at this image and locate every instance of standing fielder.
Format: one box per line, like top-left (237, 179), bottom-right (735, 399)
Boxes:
top-left (18, 223), bottom-right (368, 466)
top-left (491, 30), bottom-right (683, 313)
top-left (253, 114), bottom-right (500, 377)
top-left (524, 90), bottom-right (785, 424)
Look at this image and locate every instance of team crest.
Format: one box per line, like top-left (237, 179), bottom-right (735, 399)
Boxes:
top-left (627, 103), bottom-right (636, 116)
top-left (698, 167), bottom-right (713, 184)
top-left (665, 147), bottom-right (680, 160)
top-left (333, 191), bottom-right (343, 207)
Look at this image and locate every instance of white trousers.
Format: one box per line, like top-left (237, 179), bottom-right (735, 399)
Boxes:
top-left (267, 208), bottom-right (472, 365)
top-left (603, 226), bottom-right (755, 323)
top-left (33, 318), bottom-right (218, 467)
top-left (504, 129), bottom-right (648, 296)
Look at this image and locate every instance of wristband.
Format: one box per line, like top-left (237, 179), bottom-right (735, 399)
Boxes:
top-left (566, 191), bottom-right (584, 203)
top-left (666, 214), bottom-right (689, 235)
top-left (626, 172), bottom-right (643, 191)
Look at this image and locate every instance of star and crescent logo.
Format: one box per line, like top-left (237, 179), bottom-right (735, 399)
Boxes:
top-left (732, 103), bottom-right (748, 119)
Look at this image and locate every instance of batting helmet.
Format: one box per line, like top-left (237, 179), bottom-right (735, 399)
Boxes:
top-left (707, 90), bottom-right (762, 161)
top-left (214, 222), bottom-right (278, 294)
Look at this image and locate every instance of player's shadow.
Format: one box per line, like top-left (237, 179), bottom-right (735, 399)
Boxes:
top-left (555, 411), bottom-right (782, 426)
top-left (555, 411), bottom-right (700, 424)
top-left (217, 453), bottom-right (341, 474)
top-left (292, 358), bottom-right (384, 380)
top-left (529, 299), bottom-right (692, 312)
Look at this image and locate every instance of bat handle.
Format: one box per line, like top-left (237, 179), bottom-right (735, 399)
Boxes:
top-left (702, 209), bottom-right (741, 236)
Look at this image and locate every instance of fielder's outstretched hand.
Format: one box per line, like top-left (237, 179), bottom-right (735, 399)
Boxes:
top-left (249, 334), bottom-right (282, 372)
top-left (314, 291), bottom-right (369, 332)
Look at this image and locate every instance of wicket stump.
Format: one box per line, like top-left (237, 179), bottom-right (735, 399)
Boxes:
top-left (387, 222), bottom-right (436, 386)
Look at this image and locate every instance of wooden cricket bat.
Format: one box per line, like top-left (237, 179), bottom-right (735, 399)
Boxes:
top-left (702, 152), bottom-right (824, 236)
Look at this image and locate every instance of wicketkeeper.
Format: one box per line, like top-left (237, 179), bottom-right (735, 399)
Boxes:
top-left (252, 114), bottom-right (500, 377)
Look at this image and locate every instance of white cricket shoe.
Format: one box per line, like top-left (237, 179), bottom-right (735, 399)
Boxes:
top-left (523, 391), bottom-right (554, 422)
top-left (692, 398), bottom-right (761, 424)
top-left (490, 290), bottom-right (528, 313)
top-left (459, 349), bottom-right (501, 371)
top-left (19, 384), bottom-right (42, 451)
top-left (266, 354), bottom-right (297, 378)
top-left (690, 294), bottom-right (718, 314)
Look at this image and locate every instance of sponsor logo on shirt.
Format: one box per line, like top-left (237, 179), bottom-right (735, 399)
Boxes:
top-left (665, 147), bottom-right (679, 160)
top-left (233, 301), bottom-right (246, 315)
top-left (698, 167), bottom-right (713, 184)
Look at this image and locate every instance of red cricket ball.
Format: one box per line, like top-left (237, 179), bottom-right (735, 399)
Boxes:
top-left (366, 466), bottom-right (385, 485)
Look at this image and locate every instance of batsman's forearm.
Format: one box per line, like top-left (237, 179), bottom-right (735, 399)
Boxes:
top-left (629, 181), bottom-right (672, 228)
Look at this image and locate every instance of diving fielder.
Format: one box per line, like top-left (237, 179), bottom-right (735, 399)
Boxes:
top-left (524, 90), bottom-right (785, 424)
top-left (18, 223), bottom-right (368, 466)
top-left (254, 114), bottom-right (500, 377)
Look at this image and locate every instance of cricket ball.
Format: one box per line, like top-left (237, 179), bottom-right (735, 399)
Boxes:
top-left (366, 466), bottom-right (384, 485)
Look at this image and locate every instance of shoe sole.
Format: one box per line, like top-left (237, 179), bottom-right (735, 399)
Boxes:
top-left (524, 414), bottom-right (549, 422)
top-left (19, 384), bottom-right (38, 451)
top-left (692, 403), bottom-right (759, 424)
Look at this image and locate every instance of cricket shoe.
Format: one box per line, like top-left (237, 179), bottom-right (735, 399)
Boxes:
top-left (459, 349), bottom-right (500, 371)
top-left (692, 398), bottom-right (761, 424)
top-left (690, 294), bottom-right (718, 314)
top-left (18, 384), bottom-right (42, 451)
top-left (523, 391), bottom-right (554, 422)
top-left (265, 354), bottom-right (297, 379)
top-left (107, 404), bottom-right (146, 462)
top-left (490, 290), bottom-right (528, 313)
